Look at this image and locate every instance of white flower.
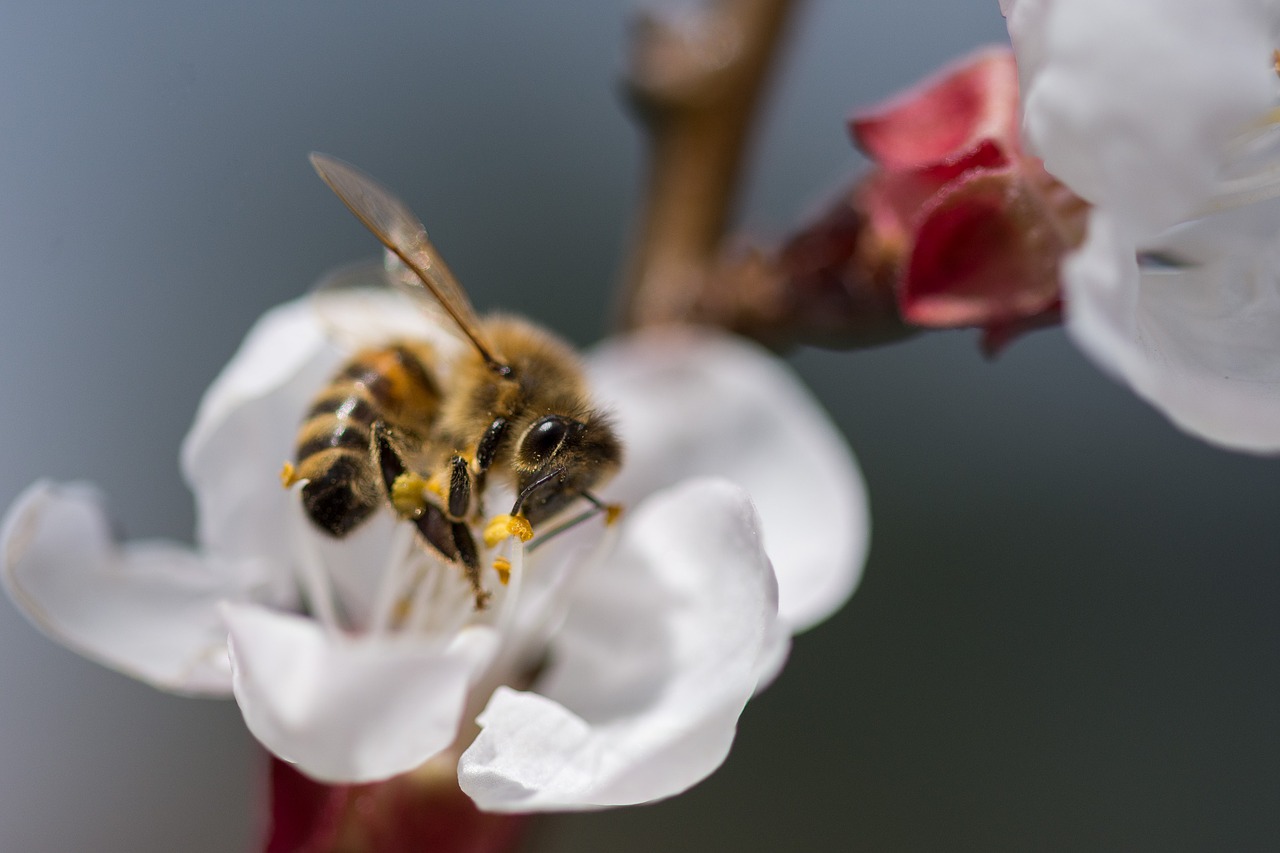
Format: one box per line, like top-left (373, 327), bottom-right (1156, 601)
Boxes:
top-left (0, 288), bottom-right (868, 811)
top-left (1003, 0), bottom-right (1280, 451)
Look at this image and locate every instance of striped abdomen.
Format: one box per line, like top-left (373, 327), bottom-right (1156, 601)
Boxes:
top-left (295, 342), bottom-right (441, 536)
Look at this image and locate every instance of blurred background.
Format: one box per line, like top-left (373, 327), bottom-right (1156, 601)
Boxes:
top-left (1, 1), bottom-right (1278, 851)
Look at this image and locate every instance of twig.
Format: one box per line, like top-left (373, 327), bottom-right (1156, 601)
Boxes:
top-left (619, 0), bottom-right (801, 329)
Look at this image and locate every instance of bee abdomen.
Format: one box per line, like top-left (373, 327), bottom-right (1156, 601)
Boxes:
top-left (294, 342), bottom-right (441, 538)
top-left (300, 451), bottom-right (378, 536)
top-left (294, 414), bottom-right (377, 536)
top-left (296, 416), bottom-right (373, 461)
top-left (338, 343), bottom-right (441, 425)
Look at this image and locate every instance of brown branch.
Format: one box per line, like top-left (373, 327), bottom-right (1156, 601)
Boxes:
top-left (618, 0), bottom-right (802, 329)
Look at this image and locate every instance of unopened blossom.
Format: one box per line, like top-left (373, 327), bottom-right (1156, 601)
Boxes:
top-left (1004, 0), bottom-right (1280, 450)
top-left (1, 286), bottom-right (868, 812)
top-left (762, 47), bottom-right (1085, 355)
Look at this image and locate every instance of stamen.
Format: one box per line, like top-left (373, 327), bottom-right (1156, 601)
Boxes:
top-left (527, 497), bottom-right (624, 553)
top-left (493, 555), bottom-right (512, 586)
top-left (366, 521), bottom-right (416, 634)
top-left (404, 561), bottom-right (445, 634)
top-left (511, 520), bottom-right (617, 658)
top-left (1209, 104), bottom-right (1280, 212)
top-left (581, 491), bottom-right (623, 525)
top-left (432, 576), bottom-right (476, 639)
top-left (484, 513), bottom-right (534, 548)
top-left (526, 508), bottom-right (597, 553)
top-left (491, 540), bottom-right (526, 640)
top-left (290, 495), bottom-right (343, 632)
top-left (391, 595), bottom-right (414, 627)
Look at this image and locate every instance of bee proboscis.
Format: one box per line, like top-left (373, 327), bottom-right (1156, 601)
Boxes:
top-left (289, 153), bottom-right (623, 609)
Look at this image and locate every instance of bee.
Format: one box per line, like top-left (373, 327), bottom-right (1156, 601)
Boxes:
top-left (286, 153), bottom-right (623, 609)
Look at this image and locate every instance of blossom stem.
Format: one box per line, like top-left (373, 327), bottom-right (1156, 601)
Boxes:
top-left (618, 0), bottom-right (801, 329)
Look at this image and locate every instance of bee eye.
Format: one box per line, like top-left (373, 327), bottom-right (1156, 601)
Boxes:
top-left (523, 415), bottom-right (574, 460)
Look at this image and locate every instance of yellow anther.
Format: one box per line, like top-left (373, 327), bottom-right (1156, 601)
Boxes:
top-left (280, 461), bottom-right (299, 489)
top-left (493, 556), bottom-right (512, 586)
top-left (424, 472), bottom-right (447, 501)
top-left (604, 503), bottom-right (624, 526)
top-left (484, 513), bottom-right (534, 548)
top-left (390, 473), bottom-right (430, 518)
top-left (392, 596), bottom-right (413, 627)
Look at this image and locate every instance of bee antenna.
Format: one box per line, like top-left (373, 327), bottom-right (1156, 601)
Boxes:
top-left (511, 467), bottom-right (567, 516)
top-left (526, 493), bottom-right (621, 552)
top-left (527, 507), bottom-right (598, 553)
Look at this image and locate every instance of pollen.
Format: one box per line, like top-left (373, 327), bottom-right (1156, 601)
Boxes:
top-left (493, 555), bottom-right (512, 586)
top-left (390, 473), bottom-right (430, 518)
top-left (604, 503), bottom-right (624, 526)
top-left (424, 472), bottom-right (447, 500)
top-left (484, 513), bottom-right (534, 548)
top-left (279, 461), bottom-right (299, 488)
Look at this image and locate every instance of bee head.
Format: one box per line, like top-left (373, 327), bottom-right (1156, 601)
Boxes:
top-left (513, 412), bottom-right (622, 525)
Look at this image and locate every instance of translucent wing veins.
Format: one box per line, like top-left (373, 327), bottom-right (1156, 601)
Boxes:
top-left (309, 152), bottom-right (509, 374)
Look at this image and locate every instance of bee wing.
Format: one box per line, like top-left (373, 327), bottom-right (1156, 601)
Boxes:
top-left (309, 259), bottom-right (464, 353)
top-left (310, 152), bottom-right (505, 369)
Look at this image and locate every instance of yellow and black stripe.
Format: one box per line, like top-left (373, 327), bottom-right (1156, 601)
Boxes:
top-left (294, 342), bottom-right (441, 536)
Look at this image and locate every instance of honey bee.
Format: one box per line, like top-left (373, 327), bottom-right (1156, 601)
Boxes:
top-left (287, 153), bottom-right (623, 608)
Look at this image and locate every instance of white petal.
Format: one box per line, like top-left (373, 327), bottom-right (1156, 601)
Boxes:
top-left (458, 478), bottom-right (777, 811)
top-left (1017, 0), bottom-right (1276, 237)
top-left (224, 601), bottom-right (497, 783)
top-left (588, 329), bottom-right (868, 632)
top-left (1061, 211), bottom-right (1144, 385)
top-left (1001, 0), bottom-right (1054, 158)
top-left (1, 481), bottom-right (272, 696)
top-left (179, 288), bottom-right (447, 564)
top-left (1066, 209), bottom-right (1280, 451)
top-left (285, 489), bottom-right (408, 633)
top-left (180, 296), bottom-right (344, 563)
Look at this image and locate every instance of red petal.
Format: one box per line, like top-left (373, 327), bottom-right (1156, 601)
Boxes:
top-left (857, 139), bottom-right (1009, 247)
top-left (780, 196), bottom-right (864, 281)
top-left (264, 756), bottom-right (529, 853)
top-left (851, 47), bottom-right (1020, 171)
top-left (266, 759), bottom-right (349, 853)
top-left (900, 168), bottom-right (1063, 329)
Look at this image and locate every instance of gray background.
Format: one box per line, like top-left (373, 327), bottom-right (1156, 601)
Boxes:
top-left (2, 2), bottom-right (1278, 851)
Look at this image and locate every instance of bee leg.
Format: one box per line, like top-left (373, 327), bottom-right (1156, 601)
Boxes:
top-left (372, 422), bottom-right (407, 496)
top-left (471, 417), bottom-right (510, 512)
top-left (451, 522), bottom-right (490, 610)
top-left (446, 454), bottom-right (473, 521)
top-left (374, 423), bottom-right (489, 610)
top-left (445, 414), bottom-right (508, 520)
top-left (368, 422), bottom-right (431, 518)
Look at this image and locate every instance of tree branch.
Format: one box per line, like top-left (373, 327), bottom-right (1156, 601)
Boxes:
top-left (619, 0), bottom-right (801, 329)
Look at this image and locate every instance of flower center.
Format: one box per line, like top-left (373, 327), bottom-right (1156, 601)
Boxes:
top-left (366, 529), bottom-right (528, 641)
top-left (1204, 53), bottom-right (1280, 213)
